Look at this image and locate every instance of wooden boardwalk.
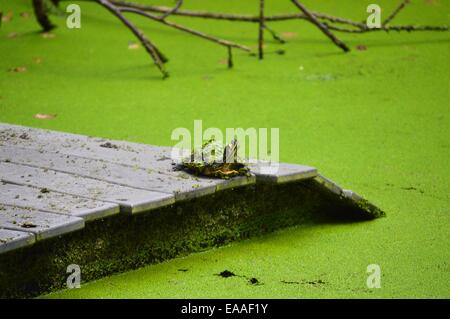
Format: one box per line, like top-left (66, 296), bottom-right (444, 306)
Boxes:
top-left (0, 123), bottom-right (329, 254)
top-left (0, 123), bottom-right (385, 298)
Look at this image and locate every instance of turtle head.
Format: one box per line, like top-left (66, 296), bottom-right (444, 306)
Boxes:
top-left (224, 138), bottom-right (239, 163)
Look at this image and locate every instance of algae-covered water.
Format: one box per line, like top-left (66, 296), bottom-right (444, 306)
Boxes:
top-left (0, 0), bottom-right (449, 298)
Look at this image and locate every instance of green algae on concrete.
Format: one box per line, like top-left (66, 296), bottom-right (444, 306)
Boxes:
top-left (0, 180), bottom-right (379, 298)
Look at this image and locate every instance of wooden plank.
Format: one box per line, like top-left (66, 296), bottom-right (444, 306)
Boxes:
top-left (0, 162), bottom-right (174, 214)
top-left (0, 123), bottom-right (181, 173)
top-left (0, 204), bottom-right (84, 240)
top-left (0, 228), bottom-right (35, 254)
top-left (0, 182), bottom-right (119, 221)
top-left (0, 145), bottom-right (239, 201)
top-left (0, 124), bottom-right (256, 196)
top-left (249, 162), bottom-right (318, 183)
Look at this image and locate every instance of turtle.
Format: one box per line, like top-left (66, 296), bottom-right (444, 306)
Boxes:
top-left (177, 138), bottom-right (250, 179)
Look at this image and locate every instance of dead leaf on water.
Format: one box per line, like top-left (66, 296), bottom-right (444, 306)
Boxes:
top-left (7, 32), bottom-right (18, 39)
top-left (33, 113), bottom-right (57, 120)
top-left (280, 32), bottom-right (298, 39)
top-left (41, 32), bottom-right (56, 39)
top-left (1, 11), bottom-right (13, 23)
top-left (33, 57), bottom-right (43, 64)
top-left (128, 42), bottom-right (140, 50)
top-left (356, 44), bottom-right (367, 51)
top-left (8, 66), bottom-right (27, 73)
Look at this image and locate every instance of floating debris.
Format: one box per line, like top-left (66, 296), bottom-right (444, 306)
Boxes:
top-left (41, 32), bottom-right (55, 39)
top-left (8, 66), bottom-right (27, 73)
top-left (33, 113), bottom-right (56, 120)
top-left (218, 270), bottom-right (236, 278)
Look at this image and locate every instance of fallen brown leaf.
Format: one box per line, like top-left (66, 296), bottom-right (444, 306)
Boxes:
top-left (33, 113), bottom-right (57, 120)
top-left (218, 58), bottom-right (228, 65)
top-left (128, 42), bottom-right (140, 50)
top-left (1, 11), bottom-right (13, 23)
top-left (280, 31), bottom-right (298, 39)
top-left (356, 44), bottom-right (367, 51)
top-left (41, 32), bottom-right (56, 39)
top-left (7, 32), bottom-right (18, 39)
top-left (8, 66), bottom-right (27, 73)
top-left (33, 57), bottom-right (43, 64)
top-left (20, 12), bottom-right (30, 18)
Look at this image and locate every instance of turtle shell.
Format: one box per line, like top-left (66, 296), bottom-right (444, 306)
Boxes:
top-left (179, 139), bottom-right (250, 179)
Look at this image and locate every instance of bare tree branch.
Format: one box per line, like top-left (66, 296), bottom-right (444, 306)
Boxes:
top-left (227, 46), bottom-right (233, 68)
top-left (96, 0), bottom-right (168, 78)
top-left (258, 0), bottom-right (265, 59)
top-left (327, 23), bottom-right (448, 33)
top-left (383, 0), bottom-right (410, 27)
top-left (291, 0), bottom-right (350, 52)
top-left (31, 0), bottom-right (449, 78)
top-left (111, 1), bottom-right (365, 28)
top-left (32, 0), bottom-right (56, 31)
top-left (264, 25), bottom-right (286, 43)
top-left (118, 6), bottom-right (251, 52)
top-left (110, 1), bottom-right (448, 34)
top-left (159, 0), bottom-right (183, 20)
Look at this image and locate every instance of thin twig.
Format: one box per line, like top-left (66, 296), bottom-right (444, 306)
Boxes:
top-left (264, 25), bottom-right (286, 43)
top-left (159, 0), bottom-right (183, 20)
top-left (312, 11), bottom-right (365, 29)
top-left (33, 0), bottom-right (450, 79)
top-left (258, 0), bottom-right (264, 59)
top-left (380, 24), bottom-right (449, 32)
top-left (119, 6), bottom-right (251, 52)
top-left (59, 0), bottom-right (448, 34)
top-left (291, 0), bottom-right (350, 52)
top-left (32, 0), bottom-right (56, 31)
top-left (383, 0), bottom-right (410, 27)
top-left (227, 47), bottom-right (233, 68)
top-left (96, 0), bottom-right (168, 78)
top-left (111, 1), bottom-right (365, 28)
top-left (327, 23), bottom-right (448, 33)
top-left (111, 1), bottom-right (448, 33)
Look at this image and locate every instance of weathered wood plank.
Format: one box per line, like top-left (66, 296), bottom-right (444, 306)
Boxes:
top-left (249, 162), bottom-right (318, 183)
top-left (0, 124), bottom-right (256, 195)
top-left (0, 228), bottom-right (35, 254)
top-left (0, 145), bottom-right (253, 201)
top-left (0, 182), bottom-right (119, 221)
top-left (0, 162), bottom-right (174, 214)
top-left (0, 123), bottom-right (183, 174)
top-left (0, 205), bottom-right (84, 240)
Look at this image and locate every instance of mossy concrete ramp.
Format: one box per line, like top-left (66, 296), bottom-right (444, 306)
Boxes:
top-left (0, 123), bottom-right (383, 298)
